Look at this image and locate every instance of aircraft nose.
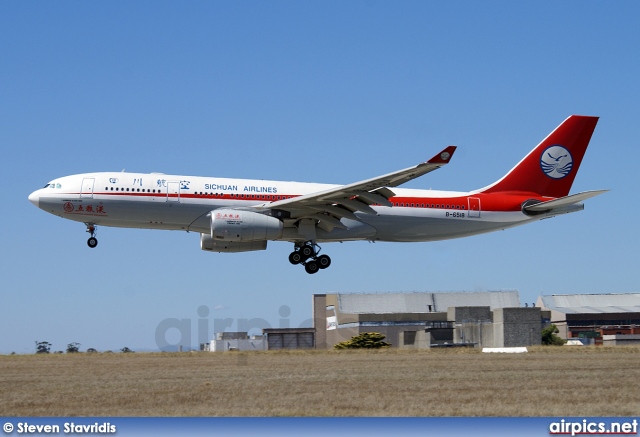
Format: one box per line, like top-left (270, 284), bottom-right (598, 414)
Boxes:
top-left (28, 190), bottom-right (40, 208)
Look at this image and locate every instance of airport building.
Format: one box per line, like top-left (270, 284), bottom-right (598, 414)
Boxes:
top-left (537, 293), bottom-right (640, 346)
top-left (312, 291), bottom-right (541, 349)
top-left (206, 332), bottom-right (267, 351)
top-left (206, 291), bottom-right (640, 351)
top-left (262, 328), bottom-right (316, 350)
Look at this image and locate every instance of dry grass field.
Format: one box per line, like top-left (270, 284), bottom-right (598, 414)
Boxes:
top-left (1, 347), bottom-right (639, 417)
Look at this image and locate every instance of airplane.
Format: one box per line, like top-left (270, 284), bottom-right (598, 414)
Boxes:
top-left (28, 115), bottom-right (606, 274)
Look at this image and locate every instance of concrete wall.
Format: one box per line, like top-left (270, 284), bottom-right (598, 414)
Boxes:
top-left (448, 306), bottom-right (492, 323)
top-left (493, 307), bottom-right (541, 347)
top-left (215, 332), bottom-right (249, 340)
top-left (325, 325), bottom-right (420, 348)
top-left (399, 331), bottom-right (431, 349)
top-left (448, 306), bottom-right (492, 347)
top-left (602, 334), bottom-right (640, 346)
top-left (454, 321), bottom-right (495, 347)
top-left (326, 326), bottom-right (360, 348)
top-left (210, 338), bottom-right (267, 352)
top-left (264, 329), bottom-right (315, 350)
top-left (554, 322), bottom-right (569, 339)
top-left (312, 294), bottom-right (328, 349)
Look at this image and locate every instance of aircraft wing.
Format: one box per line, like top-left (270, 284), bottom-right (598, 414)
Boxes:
top-left (255, 146), bottom-right (456, 231)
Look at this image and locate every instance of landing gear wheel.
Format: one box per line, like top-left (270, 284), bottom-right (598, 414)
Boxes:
top-left (317, 254), bottom-right (331, 269)
top-left (305, 261), bottom-right (319, 274)
top-left (289, 251), bottom-right (303, 265)
top-left (291, 241), bottom-right (331, 273)
top-left (85, 224), bottom-right (98, 248)
top-left (300, 245), bottom-right (314, 259)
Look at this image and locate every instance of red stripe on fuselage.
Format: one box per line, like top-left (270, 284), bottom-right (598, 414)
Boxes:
top-left (84, 191), bottom-right (546, 213)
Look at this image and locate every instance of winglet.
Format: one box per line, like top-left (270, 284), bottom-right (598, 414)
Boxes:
top-left (427, 146), bottom-right (457, 164)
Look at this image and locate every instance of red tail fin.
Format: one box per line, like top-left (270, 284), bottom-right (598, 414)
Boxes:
top-left (479, 115), bottom-right (599, 198)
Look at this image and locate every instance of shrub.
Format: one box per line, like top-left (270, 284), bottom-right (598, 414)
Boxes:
top-left (334, 332), bottom-right (391, 349)
top-left (542, 324), bottom-right (566, 345)
top-left (35, 341), bottom-right (51, 354)
top-left (66, 342), bottom-right (81, 353)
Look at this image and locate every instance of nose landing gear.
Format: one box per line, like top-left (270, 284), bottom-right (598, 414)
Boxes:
top-left (288, 242), bottom-right (331, 274)
top-left (86, 223), bottom-right (98, 248)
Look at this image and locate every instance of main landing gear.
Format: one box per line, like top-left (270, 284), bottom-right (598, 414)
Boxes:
top-left (288, 242), bottom-right (331, 274)
top-left (85, 223), bottom-right (98, 248)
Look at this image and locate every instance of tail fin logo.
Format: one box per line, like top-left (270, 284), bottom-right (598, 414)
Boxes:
top-left (540, 145), bottom-right (573, 179)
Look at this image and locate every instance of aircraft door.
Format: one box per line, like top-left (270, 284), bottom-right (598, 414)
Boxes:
top-left (167, 181), bottom-right (180, 202)
top-left (80, 178), bottom-right (95, 199)
top-left (468, 197), bottom-right (480, 218)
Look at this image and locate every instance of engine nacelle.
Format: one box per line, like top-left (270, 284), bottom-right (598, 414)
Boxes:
top-left (200, 234), bottom-right (268, 253)
top-left (210, 209), bottom-right (283, 242)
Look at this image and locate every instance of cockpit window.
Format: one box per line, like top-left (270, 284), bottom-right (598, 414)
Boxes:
top-left (43, 183), bottom-right (61, 189)
top-left (43, 184), bottom-right (50, 188)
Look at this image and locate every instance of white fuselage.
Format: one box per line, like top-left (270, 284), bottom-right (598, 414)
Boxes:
top-left (29, 171), bottom-right (559, 244)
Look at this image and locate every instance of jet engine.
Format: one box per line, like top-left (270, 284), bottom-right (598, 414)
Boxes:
top-left (199, 209), bottom-right (283, 252)
top-left (200, 234), bottom-right (268, 253)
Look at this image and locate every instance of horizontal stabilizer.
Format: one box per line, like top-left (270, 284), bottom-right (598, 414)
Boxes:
top-left (524, 190), bottom-right (608, 212)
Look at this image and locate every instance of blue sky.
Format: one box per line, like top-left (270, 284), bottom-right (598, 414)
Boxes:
top-left (1, 2), bottom-right (638, 353)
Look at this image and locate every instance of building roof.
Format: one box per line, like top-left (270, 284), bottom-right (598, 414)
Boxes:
top-left (538, 293), bottom-right (640, 314)
top-left (335, 291), bottom-right (520, 314)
